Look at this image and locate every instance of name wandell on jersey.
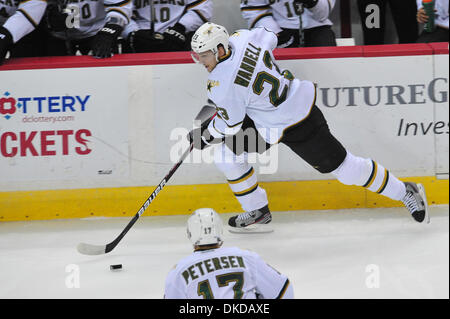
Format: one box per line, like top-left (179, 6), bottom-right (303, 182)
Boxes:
top-left (207, 28), bottom-right (315, 144)
top-left (234, 42), bottom-right (262, 88)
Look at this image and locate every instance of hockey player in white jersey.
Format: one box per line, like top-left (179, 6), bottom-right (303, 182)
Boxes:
top-left (45, 0), bottom-right (132, 57)
top-left (164, 208), bottom-right (293, 299)
top-left (188, 22), bottom-right (430, 229)
top-left (240, 0), bottom-right (336, 47)
top-left (0, 0), bottom-right (47, 64)
top-left (123, 0), bottom-right (212, 53)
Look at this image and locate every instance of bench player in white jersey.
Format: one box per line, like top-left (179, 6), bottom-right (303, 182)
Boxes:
top-left (0, 0), bottom-right (47, 64)
top-left (164, 208), bottom-right (293, 299)
top-left (416, 0), bottom-right (449, 43)
top-left (188, 22), bottom-right (430, 229)
top-left (123, 0), bottom-right (212, 53)
top-left (240, 0), bottom-right (336, 47)
top-left (45, 0), bottom-right (132, 57)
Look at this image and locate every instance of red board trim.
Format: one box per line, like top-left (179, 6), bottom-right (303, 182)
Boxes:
top-left (0, 43), bottom-right (447, 72)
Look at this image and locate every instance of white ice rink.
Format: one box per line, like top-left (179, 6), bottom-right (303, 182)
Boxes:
top-left (0, 206), bottom-right (448, 299)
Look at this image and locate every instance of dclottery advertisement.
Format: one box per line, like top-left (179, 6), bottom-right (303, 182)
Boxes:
top-left (0, 67), bottom-right (129, 185)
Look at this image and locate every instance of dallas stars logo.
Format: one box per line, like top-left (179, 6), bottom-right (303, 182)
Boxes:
top-left (207, 80), bottom-right (219, 92)
top-left (204, 26), bottom-right (214, 36)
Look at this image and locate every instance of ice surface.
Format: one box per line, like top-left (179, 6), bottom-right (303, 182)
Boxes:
top-left (0, 206), bottom-right (448, 299)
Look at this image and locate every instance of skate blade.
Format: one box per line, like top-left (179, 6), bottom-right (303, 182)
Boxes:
top-left (228, 224), bottom-right (274, 234)
top-left (417, 183), bottom-right (430, 224)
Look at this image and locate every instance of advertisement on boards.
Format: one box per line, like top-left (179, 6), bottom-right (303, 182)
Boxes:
top-left (0, 67), bottom-right (129, 185)
top-left (282, 55), bottom-right (449, 177)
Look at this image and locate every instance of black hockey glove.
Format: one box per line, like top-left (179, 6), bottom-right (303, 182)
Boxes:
top-left (277, 29), bottom-right (296, 48)
top-left (162, 23), bottom-right (187, 51)
top-left (128, 29), bottom-right (166, 53)
top-left (187, 108), bottom-right (222, 150)
top-left (0, 26), bottom-right (13, 65)
top-left (294, 0), bottom-right (319, 9)
top-left (46, 3), bottom-right (69, 32)
top-left (92, 23), bottom-right (123, 58)
top-left (187, 126), bottom-right (223, 150)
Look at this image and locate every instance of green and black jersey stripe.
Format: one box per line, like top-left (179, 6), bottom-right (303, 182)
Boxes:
top-left (276, 279), bottom-right (290, 299)
top-left (186, 0), bottom-right (208, 10)
top-left (228, 167), bottom-right (255, 185)
top-left (362, 161), bottom-right (390, 195)
top-left (250, 13), bottom-right (273, 29)
top-left (363, 160), bottom-right (377, 188)
top-left (106, 8), bottom-right (130, 24)
top-left (234, 184), bottom-right (259, 197)
top-left (17, 9), bottom-right (37, 28)
top-left (193, 9), bottom-right (208, 23)
top-left (241, 5), bottom-right (271, 11)
top-left (104, 0), bottom-right (131, 7)
top-left (376, 169), bottom-right (389, 194)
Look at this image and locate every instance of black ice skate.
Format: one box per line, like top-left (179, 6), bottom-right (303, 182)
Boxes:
top-left (228, 205), bottom-right (272, 228)
top-left (401, 182), bottom-right (430, 223)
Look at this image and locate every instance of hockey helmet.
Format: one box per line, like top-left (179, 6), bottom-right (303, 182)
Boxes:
top-left (187, 208), bottom-right (223, 246)
top-left (191, 22), bottom-right (230, 63)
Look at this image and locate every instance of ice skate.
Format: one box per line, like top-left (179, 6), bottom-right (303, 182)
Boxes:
top-left (401, 182), bottom-right (430, 224)
top-left (228, 205), bottom-right (273, 234)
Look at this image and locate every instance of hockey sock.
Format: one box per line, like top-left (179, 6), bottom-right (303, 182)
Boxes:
top-left (332, 151), bottom-right (406, 201)
top-left (214, 144), bottom-right (268, 212)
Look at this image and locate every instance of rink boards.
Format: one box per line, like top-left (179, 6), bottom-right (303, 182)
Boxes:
top-left (0, 43), bottom-right (448, 221)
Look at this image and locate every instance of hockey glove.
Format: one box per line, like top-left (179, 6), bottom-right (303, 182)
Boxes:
top-left (0, 26), bottom-right (13, 65)
top-left (128, 29), bottom-right (166, 53)
top-left (46, 3), bottom-right (69, 32)
top-left (92, 23), bottom-right (123, 58)
top-left (187, 127), bottom-right (223, 151)
top-left (277, 29), bottom-right (296, 48)
top-left (162, 23), bottom-right (187, 51)
top-left (294, 0), bottom-right (319, 9)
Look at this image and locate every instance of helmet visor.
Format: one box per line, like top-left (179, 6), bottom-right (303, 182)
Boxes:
top-left (191, 50), bottom-right (216, 65)
top-left (191, 51), bottom-right (201, 64)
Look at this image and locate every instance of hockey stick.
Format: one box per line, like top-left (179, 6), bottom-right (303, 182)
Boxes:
top-left (296, 2), bottom-right (305, 47)
top-left (150, 0), bottom-right (154, 31)
top-left (77, 106), bottom-right (217, 255)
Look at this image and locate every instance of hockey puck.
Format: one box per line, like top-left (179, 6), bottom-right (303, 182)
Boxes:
top-left (110, 264), bottom-right (122, 271)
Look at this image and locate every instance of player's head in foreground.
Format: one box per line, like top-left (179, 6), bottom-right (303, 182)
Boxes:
top-left (191, 22), bottom-right (230, 73)
top-left (187, 208), bottom-right (224, 251)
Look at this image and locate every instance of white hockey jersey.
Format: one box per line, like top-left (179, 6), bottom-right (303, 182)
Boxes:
top-left (1, 0), bottom-right (47, 43)
top-left (205, 27), bottom-right (316, 144)
top-left (240, 0), bottom-right (335, 33)
top-left (123, 0), bottom-right (212, 38)
top-left (416, 0), bottom-right (449, 29)
top-left (164, 246), bottom-right (293, 299)
top-left (51, 0), bottom-right (132, 40)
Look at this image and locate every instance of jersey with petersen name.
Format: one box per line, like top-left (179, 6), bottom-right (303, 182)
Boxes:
top-left (206, 27), bottom-right (316, 144)
top-left (164, 246), bottom-right (290, 299)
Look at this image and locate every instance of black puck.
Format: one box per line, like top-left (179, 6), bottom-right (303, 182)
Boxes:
top-left (110, 264), bottom-right (122, 271)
